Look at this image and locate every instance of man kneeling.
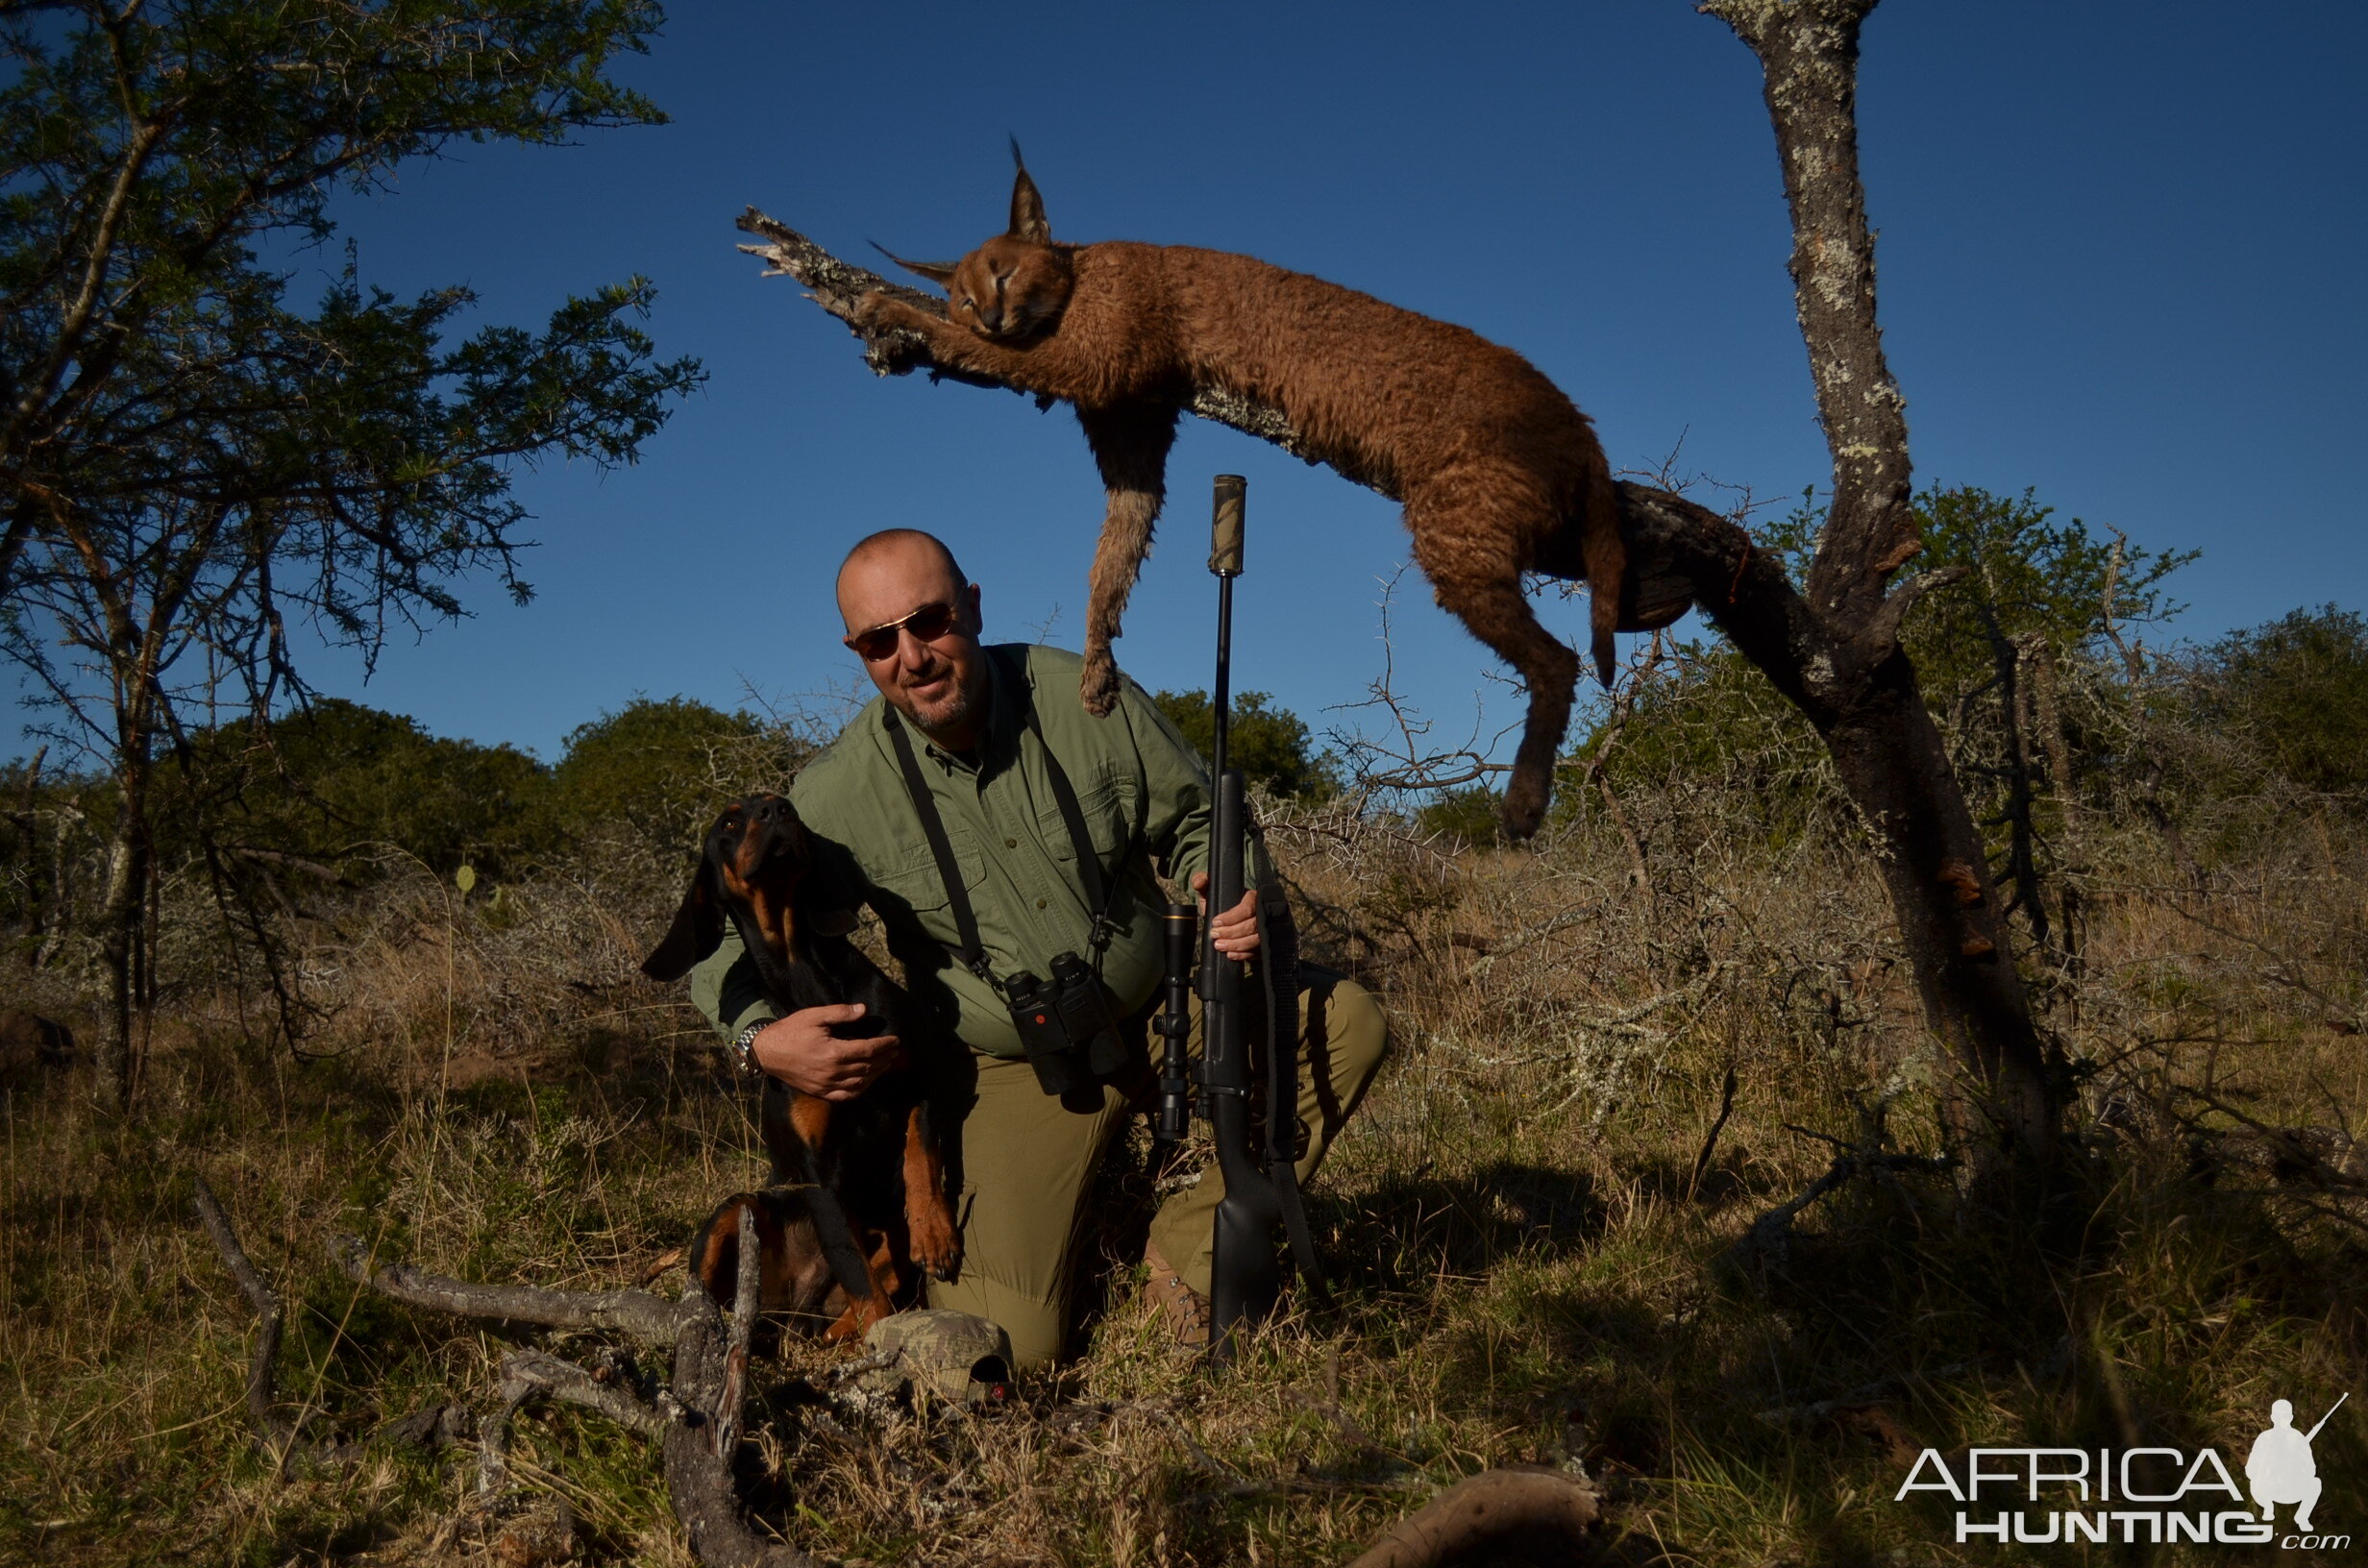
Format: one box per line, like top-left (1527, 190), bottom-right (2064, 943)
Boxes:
top-left (688, 529), bottom-right (1388, 1369)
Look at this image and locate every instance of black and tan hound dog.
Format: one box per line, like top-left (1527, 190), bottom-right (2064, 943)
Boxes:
top-left (643, 793), bottom-right (959, 1337)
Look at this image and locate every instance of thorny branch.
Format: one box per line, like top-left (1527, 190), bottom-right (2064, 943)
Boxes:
top-left (1723, 1107), bottom-right (1954, 1281)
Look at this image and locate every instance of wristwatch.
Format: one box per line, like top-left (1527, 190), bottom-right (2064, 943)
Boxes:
top-left (727, 1018), bottom-right (769, 1080)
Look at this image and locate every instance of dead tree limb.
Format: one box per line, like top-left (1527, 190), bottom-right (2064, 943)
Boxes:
top-left (480, 1349), bottom-right (667, 1493)
top-left (735, 125), bottom-right (2062, 1174)
top-left (331, 1233), bottom-right (694, 1343)
top-left (736, 211), bottom-right (1324, 468)
top-left (340, 1237), bottom-right (814, 1568)
top-left (660, 1284), bottom-right (818, 1568)
top-left (1340, 1467), bottom-right (1600, 1568)
top-left (192, 1175), bottom-right (345, 1467)
top-left (713, 1200), bottom-right (760, 1458)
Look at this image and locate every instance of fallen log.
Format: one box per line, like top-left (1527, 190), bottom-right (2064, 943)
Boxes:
top-left (325, 1229), bottom-right (1602, 1567)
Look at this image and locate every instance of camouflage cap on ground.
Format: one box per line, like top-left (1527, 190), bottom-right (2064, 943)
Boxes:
top-left (858, 1309), bottom-right (1015, 1406)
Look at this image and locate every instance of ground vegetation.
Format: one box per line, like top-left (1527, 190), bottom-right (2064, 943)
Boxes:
top-left (1, 608), bottom-right (2359, 1563)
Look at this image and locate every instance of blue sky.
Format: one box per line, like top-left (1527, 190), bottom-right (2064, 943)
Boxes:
top-left (41, 0), bottom-right (2368, 766)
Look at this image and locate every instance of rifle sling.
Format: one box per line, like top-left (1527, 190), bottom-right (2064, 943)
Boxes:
top-left (1254, 887), bottom-right (1330, 1303)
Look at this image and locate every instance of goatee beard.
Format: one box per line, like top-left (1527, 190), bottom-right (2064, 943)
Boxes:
top-left (910, 681), bottom-right (974, 745)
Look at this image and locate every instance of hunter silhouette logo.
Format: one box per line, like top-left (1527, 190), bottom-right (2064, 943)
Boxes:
top-left (1893, 1392), bottom-right (2351, 1548)
top-left (2250, 1394), bottom-right (2345, 1534)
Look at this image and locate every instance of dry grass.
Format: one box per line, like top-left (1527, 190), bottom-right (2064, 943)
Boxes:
top-left (2, 788), bottom-right (2363, 1566)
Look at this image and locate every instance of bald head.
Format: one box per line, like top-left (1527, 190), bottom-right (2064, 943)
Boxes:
top-left (837, 529), bottom-right (968, 625)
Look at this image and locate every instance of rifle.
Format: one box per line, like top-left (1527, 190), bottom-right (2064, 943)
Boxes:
top-left (1155, 474), bottom-right (1328, 1362)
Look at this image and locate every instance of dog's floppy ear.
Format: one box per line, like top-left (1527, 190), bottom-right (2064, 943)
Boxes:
top-left (642, 861), bottom-right (726, 981)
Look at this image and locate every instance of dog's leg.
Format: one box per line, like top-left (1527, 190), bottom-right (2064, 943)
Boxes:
top-left (900, 1100), bottom-right (962, 1282)
top-left (691, 1191), bottom-right (842, 1321)
top-left (1074, 400), bottom-right (1180, 717)
top-left (774, 1087), bottom-right (875, 1305)
top-left (824, 1231), bottom-right (904, 1341)
top-left (688, 1195), bottom-right (743, 1304)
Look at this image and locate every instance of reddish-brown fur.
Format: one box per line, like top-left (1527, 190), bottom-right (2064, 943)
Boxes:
top-left (864, 151), bottom-right (1645, 835)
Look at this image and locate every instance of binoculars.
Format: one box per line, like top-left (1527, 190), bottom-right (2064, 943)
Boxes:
top-left (1004, 950), bottom-right (1132, 1098)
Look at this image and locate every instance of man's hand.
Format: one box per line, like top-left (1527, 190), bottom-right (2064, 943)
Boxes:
top-left (751, 1004), bottom-right (902, 1101)
top-left (1191, 871), bottom-right (1260, 960)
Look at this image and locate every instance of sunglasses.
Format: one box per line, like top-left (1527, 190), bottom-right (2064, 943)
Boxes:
top-left (843, 600), bottom-right (963, 662)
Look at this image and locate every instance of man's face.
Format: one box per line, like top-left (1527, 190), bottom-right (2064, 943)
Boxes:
top-left (838, 538), bottom-right (987, 747)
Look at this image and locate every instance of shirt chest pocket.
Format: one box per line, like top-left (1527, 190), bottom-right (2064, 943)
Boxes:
top-left (867, 843), bottom-right (984, 937)
top-left (1036, 763), bottom-right (1136, 870)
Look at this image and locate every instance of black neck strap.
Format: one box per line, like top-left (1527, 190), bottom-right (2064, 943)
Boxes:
top-left (882, 650), bottom-right (1139, 989)
top-left (885, 710), bottom-right (995, 983)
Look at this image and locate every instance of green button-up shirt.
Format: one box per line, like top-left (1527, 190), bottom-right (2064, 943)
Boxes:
top-left (690, 643), bottom-right (1257, 1058)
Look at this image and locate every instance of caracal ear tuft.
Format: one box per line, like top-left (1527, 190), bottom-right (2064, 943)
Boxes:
top-left (871, 241), bottom-right (959, 287)
top-left (1006, 136), bottom-right (1051, 244)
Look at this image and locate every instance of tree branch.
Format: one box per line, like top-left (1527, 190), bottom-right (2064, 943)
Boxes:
top-left (337, 1237), bottom-right (816, 1567)
top-left (190, 1175), bottom-right (297, 1457)
top-left (735, 210), bottom-right (1382, 488)
top-left (479, 1348), bottom-right (667, 1494)
top-left (192, 1175), bottom-right (348, 1468)
top-left (712, 1200), bottom-right (760, 1458)
top-left (330, 1233), bottom-right (694, 1344)
top-left (660, 1285), bottom-right (821, 1568)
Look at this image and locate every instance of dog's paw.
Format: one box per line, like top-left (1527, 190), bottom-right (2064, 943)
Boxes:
top-left (908, 1204), bottom-right (963, 1283)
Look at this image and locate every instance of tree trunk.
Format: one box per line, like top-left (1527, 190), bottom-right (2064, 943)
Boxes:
top-left (1697, 0), bottom-right (2060, 1172)
top-left (94, 737), bottom-right (150, 1107)
top-left (1819, 654), bottom-right (2059, 1165)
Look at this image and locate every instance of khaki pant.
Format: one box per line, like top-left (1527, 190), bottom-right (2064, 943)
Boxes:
top-left (925, 967), bottom-right (1388, 1369)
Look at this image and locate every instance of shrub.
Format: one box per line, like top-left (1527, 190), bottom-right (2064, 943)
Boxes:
top-left (1152, 689), bottom-right (1339, 800)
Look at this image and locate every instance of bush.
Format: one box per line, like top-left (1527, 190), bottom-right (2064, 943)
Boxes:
top-left (539, 697), bottom-right (811, 858)
top-left (1152, 689), bottom-right (1339, 800)
top-left (1567, 485), bottom-right (2193, 852)
top-left (155, 698), bottom-right (549, 880)
top-left (2193, 604), bottom-right (2368, 800)
top-left (1413, 784), bottom-right (1505, 846)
